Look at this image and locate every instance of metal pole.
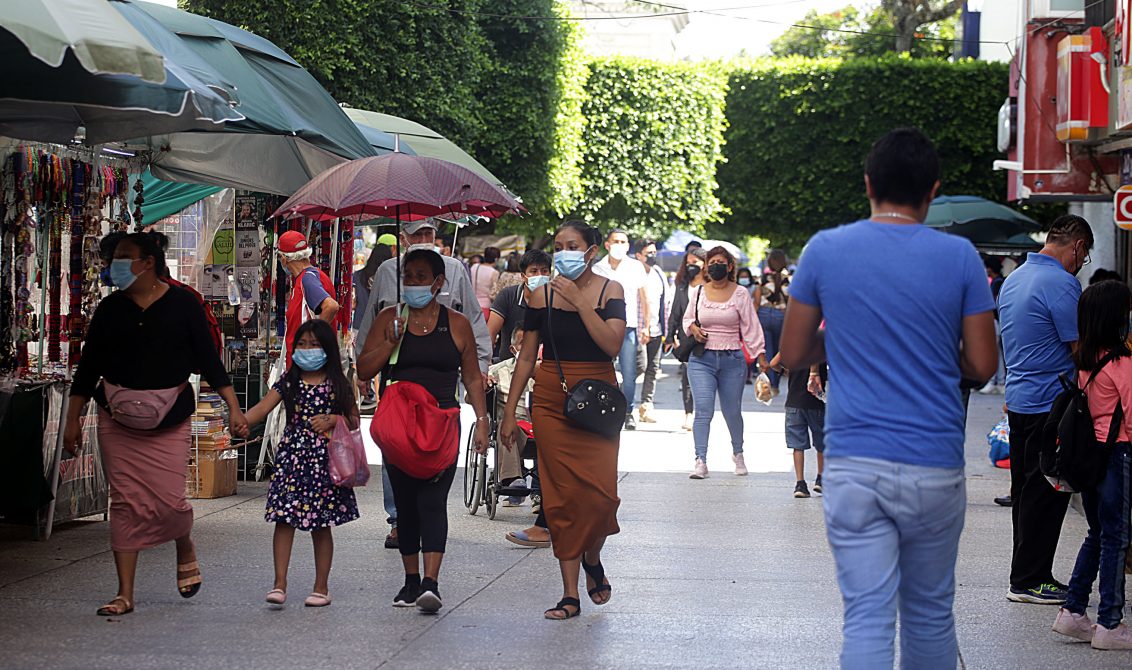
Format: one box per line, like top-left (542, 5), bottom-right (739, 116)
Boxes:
top-left (395, 205), bottom-right (402, 305)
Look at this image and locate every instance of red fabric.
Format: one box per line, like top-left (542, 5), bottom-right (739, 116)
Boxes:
top-left (370, 381), bottom-right (460, 480)
top-left (164, 277), bottom-right (222, 355)
top-left (284, 266), bottom-right (336, 365)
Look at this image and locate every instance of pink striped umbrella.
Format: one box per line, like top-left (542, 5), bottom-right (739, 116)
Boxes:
top-left (271, 152), bottom-right (523, 221)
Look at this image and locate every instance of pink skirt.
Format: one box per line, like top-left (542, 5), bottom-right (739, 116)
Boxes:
top-left (98, 409), bottom-right (193, 552)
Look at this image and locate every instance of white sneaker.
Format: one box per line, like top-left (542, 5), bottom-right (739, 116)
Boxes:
top-left (1093, 622), bottom-right (1132, 650)
top-left (689, 458), bottom-right (708, 479)
top-left (1052, 608), bottom-right (1094, 642)
top-left (733, 453), bottom-right (748, 476)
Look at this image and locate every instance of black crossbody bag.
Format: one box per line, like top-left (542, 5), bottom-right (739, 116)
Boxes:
top-left (544, 287), bottom-right (627, 439)
top-left (673, 286), bottom-right (705, 363)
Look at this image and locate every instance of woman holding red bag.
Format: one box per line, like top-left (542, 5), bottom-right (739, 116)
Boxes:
top-left (358, 248), bottom-right (490, 614)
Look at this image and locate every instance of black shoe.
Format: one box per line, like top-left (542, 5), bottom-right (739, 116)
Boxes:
top-left (793, 480), bottom-right (810, 498)
top-left (624, 414), bottom-right (637, 431)
top-left (813, 475), bottom-right (823, 494)
top-left (417, 578), bottom-right (442, 613)
top-left (384, 528), bottom-right (399, 549)
top-left (993, 495), bottom-right (1012, 507)
top-left (393, 579), bottom-right (420, 608)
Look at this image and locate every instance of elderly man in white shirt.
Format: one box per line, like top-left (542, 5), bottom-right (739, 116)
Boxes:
top-left (593, 228), bottom-right (649, 430)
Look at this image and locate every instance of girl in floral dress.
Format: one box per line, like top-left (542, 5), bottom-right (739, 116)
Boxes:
top-left (240, 319), bottom-right (360, 608)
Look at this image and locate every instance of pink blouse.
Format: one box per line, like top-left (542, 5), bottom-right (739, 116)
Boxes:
top-left (683, 284), bottom-right (765, 355)
top-left (1082, 355), bottom-right (1132, 443)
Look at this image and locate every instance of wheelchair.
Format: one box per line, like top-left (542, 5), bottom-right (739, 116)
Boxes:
top-left (463, 384), bottom-right (537, 519)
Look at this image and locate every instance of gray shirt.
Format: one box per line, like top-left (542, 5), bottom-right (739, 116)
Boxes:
top-left (355, 254), bottom-right (491, 374)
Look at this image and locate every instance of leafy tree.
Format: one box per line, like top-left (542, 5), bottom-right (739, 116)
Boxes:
top-left (770, 5), bottom-right (957, 60)
top-left (883, 0), bottom-right (963, 54)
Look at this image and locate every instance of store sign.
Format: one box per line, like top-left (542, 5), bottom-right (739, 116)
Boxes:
top-left (1113, 185), bottom-right (1132, 229)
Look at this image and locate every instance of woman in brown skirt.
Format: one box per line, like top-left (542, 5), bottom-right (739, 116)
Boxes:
top-left (501, 220), bottom-right (626, 620)
top-left (62, 232), bottom-right (246, 616)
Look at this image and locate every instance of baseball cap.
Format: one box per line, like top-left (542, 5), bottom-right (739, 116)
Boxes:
top-left (277, 230), bottom-right (309, 253)
top-left (377, 233), bottom-right (398, 246)
top-left (402, 218), bottom-right (439, 235)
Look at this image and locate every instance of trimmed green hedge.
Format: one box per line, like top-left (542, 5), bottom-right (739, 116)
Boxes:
top-left (716, 56), bottom-right (1009, 249)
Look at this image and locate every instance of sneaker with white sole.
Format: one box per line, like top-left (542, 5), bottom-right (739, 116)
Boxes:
top-left (393, 580), bottom-right (420, 608)
top-left (794, 480), bottom-right (810, 498)
top-left (813, 474), bottom-right (823, 494)
top-left (689, 458), bottom-right (708, 479)
top-left (1007, 583), bottom-right (1067, 605)
top-left (733, 453), bottom-right (748, 476)
top-left (1052, 608), bottom-right (1094, 642)
top-left (1093, 622), bottom-right (1132, 650)
top-left (417, 579), bottom-right (442, 613)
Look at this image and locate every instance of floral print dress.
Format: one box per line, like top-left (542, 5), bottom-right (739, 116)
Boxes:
top-left (265, 378), bottom-right (359, 530)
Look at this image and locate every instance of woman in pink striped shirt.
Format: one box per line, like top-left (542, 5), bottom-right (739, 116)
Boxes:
top-left (682, 247), bottom-right (767, 479)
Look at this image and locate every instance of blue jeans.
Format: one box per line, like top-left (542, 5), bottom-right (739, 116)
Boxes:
top-left (823, 456), bottom-right (965, 670)
top-left (382, 465), bottom-right (397, 527)
top-left (687, 349), bottom-right (747, 460)
top-left (617, 327), bottom-right (638, 413)
top-left (757, 306), bottom-right (784, 388)
top-left (1063, 443), bottom-right (1132, 629)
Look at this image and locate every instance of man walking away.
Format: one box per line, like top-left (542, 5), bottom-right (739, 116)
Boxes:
top-left (635, 239), bottom-right (667, 423)
top-left (997, 214), bottom-right (1094, 604)
top-left (781, 128), bottom-right (998, 669)
top-left (593, 228), bottom-right (649, 430)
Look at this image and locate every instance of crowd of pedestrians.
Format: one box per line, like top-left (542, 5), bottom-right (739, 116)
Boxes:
top-left (66, 126), bottom-right (1132, 666)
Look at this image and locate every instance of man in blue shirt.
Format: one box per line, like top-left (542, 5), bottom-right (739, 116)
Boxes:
top-left (782, 128), bottom-right (998, 670)
top-left (997, 215), bottom-right (1093, 605)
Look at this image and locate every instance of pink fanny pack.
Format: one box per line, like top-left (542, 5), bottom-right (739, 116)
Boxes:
top-left (102, 381), bottom-right (188, 430)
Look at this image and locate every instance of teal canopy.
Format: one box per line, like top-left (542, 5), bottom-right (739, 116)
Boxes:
top-left (140, 170), bottom-right (221, 226)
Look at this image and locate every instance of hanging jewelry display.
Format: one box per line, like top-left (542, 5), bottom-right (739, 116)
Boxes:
top-left (67, 161), bottom-right (86, 366)
top-left (338, 219), bottom-right (354, 332)
top-left (132, 176), bottom-right (144, 229)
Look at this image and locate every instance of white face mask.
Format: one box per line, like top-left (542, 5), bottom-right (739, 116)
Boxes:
top-left (608, 243), bottom-right (629, 261)
top-left (406, 242), bottom-right (436, 254)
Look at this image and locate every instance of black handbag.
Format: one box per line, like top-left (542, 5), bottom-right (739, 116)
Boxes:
top-left (672, 286), bottom-right (705, 363)
top-left (544, 288), bottom-right (627, 438)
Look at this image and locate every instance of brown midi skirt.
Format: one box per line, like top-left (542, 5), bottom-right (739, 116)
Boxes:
top-left (532, 361), bottom-right (621, 560)
top-left (98, 410), bottom-right (194, 552)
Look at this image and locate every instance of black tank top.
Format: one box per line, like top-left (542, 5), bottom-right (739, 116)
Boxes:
top-left (522, 280), bottom-right (627, 362)
top-left (383, 308), bottom-right (461, 409)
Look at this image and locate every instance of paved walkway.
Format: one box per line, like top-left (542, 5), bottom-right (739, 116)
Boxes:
top-left (0, 360), bottom-right (1120, 669)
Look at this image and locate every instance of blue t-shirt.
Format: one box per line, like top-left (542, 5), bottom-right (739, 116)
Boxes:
top-left (789, 220), bottom-right (995, 469)
top-left (997, 253), bottom-right (1080, 413)
top-left (300, 267), bottom-right (331, 314)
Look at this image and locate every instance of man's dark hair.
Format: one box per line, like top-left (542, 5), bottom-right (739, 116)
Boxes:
top-left (1088, 268), bottom-right (1123, 285)
top-left (483, 246), bottom-right (501, 264)
top-left (519, 249), bottom-right (552, 272)
top-left (684, 240), bottom-right (702, 252)
top-left (633, 239), bottom-right (657, 255)
top-left (1046, 214), bottom-right (1094, 250)
top-left (865, 128), bottom-right (940, 207)
top-left (607, 228), bottom-right (630, 243)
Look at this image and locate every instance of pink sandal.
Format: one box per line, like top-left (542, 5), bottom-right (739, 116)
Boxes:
top-left (265, 589), bottom-right (286, 605)
top-left (304, 592), bottom-right (331, 607)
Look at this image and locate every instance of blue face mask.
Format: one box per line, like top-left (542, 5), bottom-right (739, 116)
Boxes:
top-left (738, 277), bottom-right (751, 287)
top-left (403, 285), bottom-right (436, 309)
top-left (554, 249), bottom-right (590, 280)
top-left (110, 258), bottom-right (138, 290)
top-left (526, 275), bottom-right (550, 292)
top-left (292, 348), bottom-right (327, 371)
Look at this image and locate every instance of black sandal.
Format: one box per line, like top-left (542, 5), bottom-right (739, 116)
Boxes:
top-left (544, 597), bottom-right (581, 620)
top-left (582, 560), bottom-right (612, 604)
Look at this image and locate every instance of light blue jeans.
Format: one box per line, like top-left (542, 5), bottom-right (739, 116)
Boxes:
top-left (382, 465), bottom-right (397, 527)
top-left (823, 456), bottom-right (966, 670)
top-left (617, 327), bottom-right (638, 413)
top-left (687, 349), bottom-right (747, 461)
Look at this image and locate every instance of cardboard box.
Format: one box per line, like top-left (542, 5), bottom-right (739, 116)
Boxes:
top-left (188, 448), bottom-right (238, 499)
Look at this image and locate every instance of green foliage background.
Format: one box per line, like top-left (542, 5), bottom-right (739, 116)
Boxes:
top-left (180, 2), bottom-right (1011, 251)
top-left (716, 56), bottom-right (1009, 249)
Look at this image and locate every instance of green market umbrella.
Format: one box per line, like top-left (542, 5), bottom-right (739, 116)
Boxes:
top-left (924, 195), bottom-right (1042, 250)
top-left (114, 1), bottom-right (376, 195)
top-left (343, 107), bottom-right (505, 188)
top-left (139, 170), bottom-right (222, 226)
top-left (0, 0), bottom-right (165, 83)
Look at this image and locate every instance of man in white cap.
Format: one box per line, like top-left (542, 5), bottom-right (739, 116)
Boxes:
top-left (354, 218), bottom-right (490, 550)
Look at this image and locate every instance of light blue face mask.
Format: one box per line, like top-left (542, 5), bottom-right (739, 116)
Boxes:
top-left (110, 258), bottom-right (138, 290)
top-left (403, 285), bottom-right (436, 309)
top-left (292, 348), bottom-right (327, 371)
top-left (554, 249), bottom-right (590, 280)
top-left (526, 275), bottom-right (550, 292)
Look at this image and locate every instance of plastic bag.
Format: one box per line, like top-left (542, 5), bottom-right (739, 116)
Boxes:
top-left (754, 373), bottom-right (773, 405)
top-left (328, 416), bottom-right (370, 487)
top-left (986, 416), bottom-right (1010, 467)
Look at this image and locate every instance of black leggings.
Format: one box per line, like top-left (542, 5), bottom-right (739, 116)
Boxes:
top-left (386, 462), bottom-right (457, 556)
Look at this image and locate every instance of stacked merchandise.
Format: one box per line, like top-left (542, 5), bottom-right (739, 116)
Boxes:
top-left (187, 387), bottom-right (237, 498)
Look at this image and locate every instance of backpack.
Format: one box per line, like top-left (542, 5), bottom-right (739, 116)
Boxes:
top-left (1039, 351), bottom-right (1123, 493)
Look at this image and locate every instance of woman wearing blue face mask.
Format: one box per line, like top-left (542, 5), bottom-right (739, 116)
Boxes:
top-left (239, 319), bottom-right (360, 608)
top-left (499, 220), bottom-right (628, 620)
top-left (357, 248), bottom-right (490, 613)
top-left (63, 233), bottom-right (246, 617)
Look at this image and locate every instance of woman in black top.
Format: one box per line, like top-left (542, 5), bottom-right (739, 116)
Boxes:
top-left (500, 221), bottom-right (627, 620)
top-left (61, 232), bottom-right (246, 617)
top-left (358, 248), bottom-right (489, 614)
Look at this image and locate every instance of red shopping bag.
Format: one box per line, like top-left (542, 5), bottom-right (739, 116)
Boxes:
top-left (370, 381), bottom-right (461, 480)
top-left (328, 415), bottom-right (370, 487)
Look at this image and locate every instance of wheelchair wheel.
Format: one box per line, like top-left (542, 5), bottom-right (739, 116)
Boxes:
top-left (463, 431), bottom-right (485, 515)
top-left (486, 477), bottom-right (498, 520)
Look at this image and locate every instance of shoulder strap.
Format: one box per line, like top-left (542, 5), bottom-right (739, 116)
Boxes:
top-left (694, 285), bottom-right (703, 325)
top-left (544, 287), bottom-right (568, 392)
top-left (1105, 401), bottom-right (1125, 447)
top-left (389, 304), bottom-right (409, 367)
top-left (1084, 350), bottom-right (1122, 389)
top-left (597, 278), bottom-right (611, 307)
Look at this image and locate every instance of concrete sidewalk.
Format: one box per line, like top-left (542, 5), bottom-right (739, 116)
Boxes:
top-left (0, 365), bottom-right (1121, 669)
